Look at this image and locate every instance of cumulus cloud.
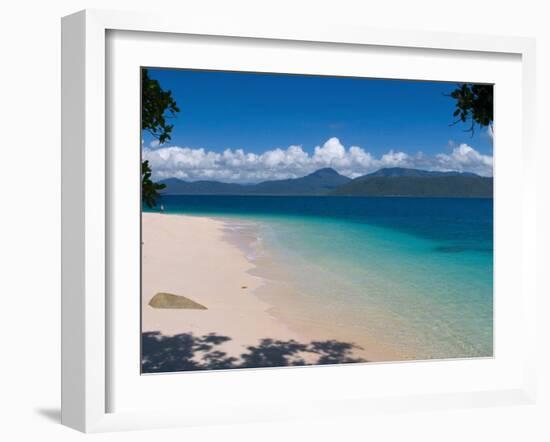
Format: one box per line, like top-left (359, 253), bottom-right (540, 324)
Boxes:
top-left (143, 137), bottom-right (493, 183)
top-left (435, 143), bottom-right (493, 176)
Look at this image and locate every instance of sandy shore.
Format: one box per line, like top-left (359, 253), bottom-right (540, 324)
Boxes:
top-left (142, 213), bottom-right (398, 367)
top-left (142, 213), bottom-right (306, 356)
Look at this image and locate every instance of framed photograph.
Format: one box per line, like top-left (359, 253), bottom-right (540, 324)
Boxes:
top-left (61, 9), bottom-right (538, 432)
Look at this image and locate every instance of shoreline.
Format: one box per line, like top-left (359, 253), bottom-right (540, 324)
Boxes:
top-left (219, 217), bottom-right (406, 362)
top-left (142, 212), bottom-right (401, 368)
top-left (142, 213), bottom-right (304, 360)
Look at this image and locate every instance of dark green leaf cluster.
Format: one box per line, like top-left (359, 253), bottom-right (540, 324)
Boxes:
top-left (141, 68), bottom-right (180, 207)
top-left (142, 160), bottom-right (166, 208)
top-left (450, 84), bottom-right (493, 133)
top-left (141, 69), bottom-right (180, 143)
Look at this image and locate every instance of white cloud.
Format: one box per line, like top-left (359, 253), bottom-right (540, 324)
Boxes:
top-left (143, 137), bottom-right (493, 183)
top-left (435, 143), bottom-right (493, 176)
top-left (313, 137), bottom-right (346, 163)
top-left (380, 150), bottom-right (410, 167)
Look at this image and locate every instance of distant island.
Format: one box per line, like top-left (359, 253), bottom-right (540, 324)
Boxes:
top-left (158, 167), bottom-right (493, 198)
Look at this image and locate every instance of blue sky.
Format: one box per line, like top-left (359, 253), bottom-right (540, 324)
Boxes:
top-left (143, 68), bottom-right (493, 183)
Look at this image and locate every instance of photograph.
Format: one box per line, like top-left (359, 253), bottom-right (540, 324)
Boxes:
top-left (140, 68), bottom-right (494, 374)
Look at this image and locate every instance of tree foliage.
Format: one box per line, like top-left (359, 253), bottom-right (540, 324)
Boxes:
top-left (142, 160), bottom-right (166, 208)
top-left (141, 68), bottom-right (180, 207)
top-left (449, 83), bottom-right (493, 133)
top-left (142, 69), bottom-right (180, 143)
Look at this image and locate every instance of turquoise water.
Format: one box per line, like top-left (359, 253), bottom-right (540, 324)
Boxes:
top-left (146, 195), bottom-right (493, 360)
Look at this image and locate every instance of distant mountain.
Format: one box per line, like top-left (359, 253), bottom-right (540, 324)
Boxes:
top-left (160, 168), bottom-right (351, 195)
top-left (330, 168), bottom-right (493, 198)
top-left (250, 168), bottom-right (351, 195)
top-left (159, 167), bottom-right (492, 198)
top-left (365, 167), bottom-right (478, 178)
top-left (159, 178), bottom-right (245, 195)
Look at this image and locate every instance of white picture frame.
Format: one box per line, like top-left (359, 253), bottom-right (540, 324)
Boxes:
top-left (61, 9), bottom-right (538, 433)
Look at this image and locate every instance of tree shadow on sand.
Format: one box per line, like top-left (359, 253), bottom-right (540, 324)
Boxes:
top-left (142, 332), bottom-right (367, 373)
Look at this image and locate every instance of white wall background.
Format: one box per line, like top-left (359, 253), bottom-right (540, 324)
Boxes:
top-left (0, 1), bottom-right (548, 440)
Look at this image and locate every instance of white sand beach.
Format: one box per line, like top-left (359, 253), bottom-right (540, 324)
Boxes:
top-left (142, 213), bottom-right (399, 367)
top-left (142, 212), bottom-right (306, 355)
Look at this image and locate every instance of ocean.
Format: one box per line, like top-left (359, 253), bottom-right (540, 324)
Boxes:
top-left (145, 195), bottom-right (493, 360)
